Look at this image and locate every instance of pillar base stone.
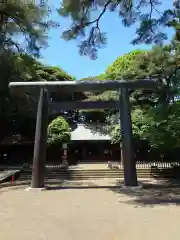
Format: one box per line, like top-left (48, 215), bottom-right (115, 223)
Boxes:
top-left (121, 184), bottom-right (143, 191)
top-left (25, 186), bottom-right (47, 191)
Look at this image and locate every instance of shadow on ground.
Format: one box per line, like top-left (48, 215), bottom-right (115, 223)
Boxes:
top-left (2, 179), bottom-right (180, 208)
top-left (110, 180), bottom-right (180, 207)
top-left (0, 180), bottom-right (118, 191)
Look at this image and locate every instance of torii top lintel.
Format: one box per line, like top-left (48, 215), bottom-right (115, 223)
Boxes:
top-left (9, 79), bottom-right (157, 92)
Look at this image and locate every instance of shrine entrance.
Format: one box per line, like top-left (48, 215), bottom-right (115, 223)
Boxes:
top-left (69, 123), bottom-right (112, 164)
top-left (9, 79), bottom-right (157, 188)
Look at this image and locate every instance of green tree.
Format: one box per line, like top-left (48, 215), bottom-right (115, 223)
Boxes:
top-left (105, 50), bottom-right (147, 80)
top-left (0, 0), bottom-right (55, 57)
top-left (47, 116), bottom-right (71, 146)
top-left (0, 55), bottom-right (76, 118)
top-left (79, 50), bottom-right (150, 124)
top-left (111, 100), bottom-right (180, 156)
top-left (0, 52), bottom-right (78, 140)
top-left (58, 0), bottom-right (177, 59)
top-left (103, 43), bottom-right (180, 159)
top-left (79, 44), bottom-right (180, 133)
top-left (110, 108), bottom-right (145, 144)
top-left (140, 102), bottom-right (180, 150)
top-left (0, 0), bottom-right (55, 136)
top-left (104, 44), bottom-right (180, 106)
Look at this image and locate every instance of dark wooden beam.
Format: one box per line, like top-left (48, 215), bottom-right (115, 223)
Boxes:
top-left (49, 100), bottom-right (120, 111)
top-left (9, 79), bottom-right (158, 92)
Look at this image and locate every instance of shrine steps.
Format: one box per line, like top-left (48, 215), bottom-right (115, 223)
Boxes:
top-left (18, 168), bottom-right (163, 181)
top-left (0, 164), bottom-right (178, 182)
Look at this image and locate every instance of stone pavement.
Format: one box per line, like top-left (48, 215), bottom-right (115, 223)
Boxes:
top-left (0, 179), bottom-right (180, 240)
top-left (0, 177), bottom-right (170, 191)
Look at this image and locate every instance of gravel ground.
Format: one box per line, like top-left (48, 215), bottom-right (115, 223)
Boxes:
top-left (0, 183), bottom-right (180, 240)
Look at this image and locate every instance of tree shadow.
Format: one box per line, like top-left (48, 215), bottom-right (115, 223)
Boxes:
top-left (47, 186), bottom-right (112, 191)
top-left (0, 179), bottom-right (117, 191)
top-left (110, 180), bottom-right (180, 207)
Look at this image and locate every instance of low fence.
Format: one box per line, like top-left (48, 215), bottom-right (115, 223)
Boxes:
top-left (1, 161), bottom-right (180, 170)
top-left (135, 161), bottom-right (180, 168)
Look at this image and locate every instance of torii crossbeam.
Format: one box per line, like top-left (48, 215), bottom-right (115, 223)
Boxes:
top-left (9, 79), bottom-right (157, 188)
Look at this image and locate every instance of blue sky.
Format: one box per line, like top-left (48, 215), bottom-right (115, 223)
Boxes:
top-left (41, 0), bottom-right (173, 79)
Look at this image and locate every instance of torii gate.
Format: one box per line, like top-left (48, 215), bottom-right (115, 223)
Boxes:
top-left (9, 79), bottom-right (157, 188)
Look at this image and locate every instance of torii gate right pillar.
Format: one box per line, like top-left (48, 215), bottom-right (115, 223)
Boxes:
top-left (120, 87), bottom-right (137, 186)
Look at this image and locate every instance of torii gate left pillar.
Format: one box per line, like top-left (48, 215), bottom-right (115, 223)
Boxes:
top-left (31, 87), bottom-right (48, 188)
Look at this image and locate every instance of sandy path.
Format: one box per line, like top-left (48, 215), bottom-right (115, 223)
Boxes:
top-left (0, 185), bottom-right (180, 240)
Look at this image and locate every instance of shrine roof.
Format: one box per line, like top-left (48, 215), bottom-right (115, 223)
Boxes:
top-left (71, 124), bottom-right (111, 141)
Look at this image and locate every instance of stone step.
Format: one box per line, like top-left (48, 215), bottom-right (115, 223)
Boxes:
top-left (19, 170), bottom-right (153, 176)
top-left (20, 168), bottom-right (154, 173)
top-left (5, 166), bottom-right (177, 182)
top-left (18, 170), bottom-right (163, 181)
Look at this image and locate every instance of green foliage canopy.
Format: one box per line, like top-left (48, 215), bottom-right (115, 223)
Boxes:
top-left (0, 0), bottom-right (55, 57)
top-left (105, 50), bottom-right (148, 80)
top-left (47, 116), bottom-right (71, 146)
top-left (102, 43), bottom-right (180, 153)
top-left (111, 102), bottom-right (180, 151)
